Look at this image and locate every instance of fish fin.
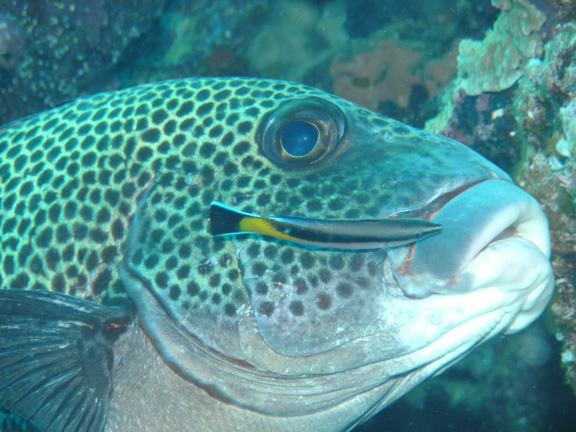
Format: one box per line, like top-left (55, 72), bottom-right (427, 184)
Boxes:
top-left (0, 404), bottom-right (42, 432)
top-left (210, 201), bottom-right (253, 236)
top-left (0, 289), bottom-right (132, 432)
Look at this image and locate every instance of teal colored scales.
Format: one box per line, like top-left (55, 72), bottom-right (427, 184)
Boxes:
top-left (0, 78), bottom-right (554, 431)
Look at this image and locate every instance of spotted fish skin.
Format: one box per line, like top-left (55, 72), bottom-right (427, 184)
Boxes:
top-left (0, 78), bottom-right (553, 432)
top-left (0, 77), bottom-right (506, 357)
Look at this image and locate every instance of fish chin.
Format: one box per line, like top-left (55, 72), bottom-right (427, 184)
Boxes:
top-left (387, 179), bottom-right (554, 334)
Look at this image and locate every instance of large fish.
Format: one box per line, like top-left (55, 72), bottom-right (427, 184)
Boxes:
top-left (0, 78), bottom-right (554, 432)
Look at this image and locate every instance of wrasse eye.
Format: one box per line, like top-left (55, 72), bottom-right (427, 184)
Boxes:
top-left (259, 97), bottom-right (346, 166)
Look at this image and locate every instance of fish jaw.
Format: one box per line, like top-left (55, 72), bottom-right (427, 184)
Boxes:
top-left (107, 317), bottom-right (400, 432)
top-left (386, 179), bottom-right (554, 334)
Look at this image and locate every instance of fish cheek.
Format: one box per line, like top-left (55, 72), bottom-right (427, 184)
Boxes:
top-left (120, 181), bottom-right (248, 359)
top-left (236, 239), bottom-right (389, 357)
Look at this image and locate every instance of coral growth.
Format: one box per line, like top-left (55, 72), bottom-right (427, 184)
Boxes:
top-left (429, 19), bottom-right (576, 395)
top-left (246, 1), bottom-right (347, 83)
top-left (132, 0), bottom-right (265, 83)
top-left (532, 0), bottom-right (576, 22)
top-left (458, 0), bottom-right (546, 95)
top-left (330, 39), bottom-right (425, 111)
top-left (0, 13), bottom-right (26, 70)
top-left (0, 0), bottom-right (166, 125)
top-left (428, 88), bottom-right (522, 172)
top-left (329, 37), bottom-right (459, 126)
top-left (326, 1), bottom-right (497, 126)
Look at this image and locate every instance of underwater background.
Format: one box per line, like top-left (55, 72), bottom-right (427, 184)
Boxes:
top-left (1, 0), bottom-right (575, 431)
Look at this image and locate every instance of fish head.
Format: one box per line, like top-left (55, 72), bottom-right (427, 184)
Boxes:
top-left (116, 78), bottom-right (553, 423)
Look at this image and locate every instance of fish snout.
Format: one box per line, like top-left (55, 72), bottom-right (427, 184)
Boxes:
top-left (387, 179), bottom-right (554, 334)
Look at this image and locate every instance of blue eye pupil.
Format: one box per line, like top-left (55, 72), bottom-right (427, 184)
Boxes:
top-left (281, 121), bottom-right (319, 157)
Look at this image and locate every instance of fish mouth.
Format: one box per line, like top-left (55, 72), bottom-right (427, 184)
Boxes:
top-left (387, 179), bottom-right (554, 332)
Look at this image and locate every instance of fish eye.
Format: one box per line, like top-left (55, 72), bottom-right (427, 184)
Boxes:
top-left (281, 121), bottom-right (319, 157)
top-left (259, 97), bottom-right (346, 166)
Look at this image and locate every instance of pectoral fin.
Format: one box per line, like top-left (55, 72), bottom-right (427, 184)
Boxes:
top-left (0, 290), bottom-right (132, 432)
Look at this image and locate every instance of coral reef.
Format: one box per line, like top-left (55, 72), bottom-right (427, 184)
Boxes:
top-left (532, 0), bottom-right (576, 22)
top-left (0, 0), bottom-right (166, 125)
top-left (458, 0), bottom-right (546, 95)
top-left (328, 35), bottom-right (460, 128)
top-left (245, 1), bottom-right (347, 83)
top-left (429, 14), bottom-right (576, 396)
top-left (330, 39), bottom-right (459, 114)
top-left (501, 24), bottom-right (576, 394)
top-left (0, 0), bottom-right (496, 129)
top-left (0, 13), bottom-right (26, 70)
top-left (327, 0), bottom-right (497, 126)
top-left (330, 39), bottom-right (426, 111)
top-left (426, 88), bottom-right (523, 172)
top-left (116, 0), bottom-right (266, 86)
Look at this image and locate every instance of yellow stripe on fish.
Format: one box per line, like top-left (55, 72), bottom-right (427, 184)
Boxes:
top-left (210, 201), bottom-right (442, 249)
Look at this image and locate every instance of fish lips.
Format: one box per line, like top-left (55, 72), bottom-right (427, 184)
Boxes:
top-left (387, 179), bottom-right (554, 333)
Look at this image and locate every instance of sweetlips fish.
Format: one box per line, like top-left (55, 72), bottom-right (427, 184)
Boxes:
top-left (0, 77), bottom-right (554, 432)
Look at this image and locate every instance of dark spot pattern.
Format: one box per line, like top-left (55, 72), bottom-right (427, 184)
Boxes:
top-left (0, 76), bottom-right (452, 361)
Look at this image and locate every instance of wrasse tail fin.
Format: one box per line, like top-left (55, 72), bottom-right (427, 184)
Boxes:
top-left (210, 201), bottom-right (253, 236)
top-left (0, 289), bottom-right (132, 432)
